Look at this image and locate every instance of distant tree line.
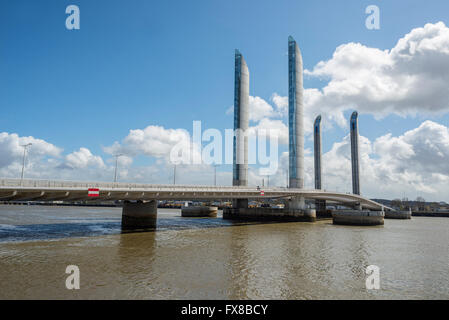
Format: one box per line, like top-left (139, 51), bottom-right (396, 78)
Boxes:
top-left (390, 196), bottom-right (446, 212)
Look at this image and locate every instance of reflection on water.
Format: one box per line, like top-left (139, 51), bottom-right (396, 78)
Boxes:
top-left (0, 205), bottom-right (448, 299)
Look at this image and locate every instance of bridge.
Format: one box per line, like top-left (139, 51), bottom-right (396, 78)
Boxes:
top-left (0, 178), bottom-right (386, 211)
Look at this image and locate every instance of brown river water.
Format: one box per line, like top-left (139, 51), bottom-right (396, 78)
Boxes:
top-left (0, 205), bottom-right (448, 299)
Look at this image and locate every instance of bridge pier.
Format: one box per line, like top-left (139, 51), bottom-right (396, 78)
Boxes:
top-left (232, 199), bottom-right (248, 209)
top-left (181, 206), bottom-right (218, 217)
top-left (284, 196), bottom-right (316, 222)
top-left (332, 210), bottom-right (384, 226)
top-left (315, 200), bottom-right (330, 217)
top-left (384, 210), bottom-right (412, 219)
top-left (121, 200), bottom-right (157, 230)
top-left (224, 196), bottom-right (316, 222)
top-left (288, 196), bottom-right (305, 210)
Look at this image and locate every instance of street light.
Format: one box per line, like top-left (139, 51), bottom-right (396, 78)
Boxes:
top-left (214, 164), bottom-right (219, 186)
top-left (20, 143), bottom-right (32, 184)
top-left (173, 164), bottom-right (177, 185)
top-left (113, 154), bottom-right (124, 183)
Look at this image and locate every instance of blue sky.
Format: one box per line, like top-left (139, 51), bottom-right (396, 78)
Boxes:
top-left (1, 0), bottom-right (449, 201)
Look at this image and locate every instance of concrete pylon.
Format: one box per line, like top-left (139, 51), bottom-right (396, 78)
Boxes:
top-left (288, 36), bottom-right (304, 190)
top-left (350, 111), bottom-right (361, 195)
top-left (314, 115), bottom-right (326, 212)
top-left (232, 49), bottom-right (249, 208)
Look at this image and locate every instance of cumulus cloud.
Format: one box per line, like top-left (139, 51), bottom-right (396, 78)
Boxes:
top-left (309, 120), bottom-right (449, 200)
top-left (226, 94), bottom-right (288, 120)
top-left (225, 95), bottom-right (289, 147)
top-left (0, 132), bottom-right (109, 181)
top-left (247, 118), bottom-right (288, 145)
top-left (248, 96), bottom-right (278, 121)
top-left (256, 120), bottom-right (449, 201)
top-left (104, 125), bottom-right (192, 159)
top-left (103, 124), bottom-right (211, 169)
top-left (303, 21), bottom-right (449, 128)
top-left (271, 93), bottom-right (288, 116)
top-left (0, 132), bottom-right (62, 168)
top-left (64, 148), bottom-right (105, 169)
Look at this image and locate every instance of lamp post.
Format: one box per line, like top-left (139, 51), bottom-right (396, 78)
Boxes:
top-left (20, 143), bottom-right (32, 184)
top-left (113, 154), bottom-right (124, 183)
top-left (214, 164), bottom-right (219, 186)
top-left (173, 164), bottom-right (177, 185)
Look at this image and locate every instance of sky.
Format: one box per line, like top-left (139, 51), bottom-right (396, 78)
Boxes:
top-left (1, 0), bottom-right (449, 202)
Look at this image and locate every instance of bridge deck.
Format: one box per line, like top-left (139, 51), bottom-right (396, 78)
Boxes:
top-left (0, 178), bottom-right (387, 210)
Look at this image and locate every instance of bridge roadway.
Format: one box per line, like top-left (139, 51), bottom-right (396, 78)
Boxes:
top-left (0, 178), bottom-right (387, 210)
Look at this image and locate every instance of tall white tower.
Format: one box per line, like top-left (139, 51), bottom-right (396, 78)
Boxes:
top-left (288, 36), bottom-right (304, 189)
top-left (350, 111), bottom-right (361, 195)
top-left (232, 49), bottom-right (249, 187)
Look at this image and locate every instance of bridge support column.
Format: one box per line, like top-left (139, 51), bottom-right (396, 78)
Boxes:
top-left (284, 196), bottom-right (316, 222)
top-left (122, 200), bottom-right (157, 230)
top-left (289, 196), bottom-right (305, 210)
top-left (332, 210), bottom-right (384, 226)
top-left (232, 198), bottom-right (248, 209)
top-left (315, 200), bottom-right (327, 214)
top-left (181, 206), bottom-right (218, 217)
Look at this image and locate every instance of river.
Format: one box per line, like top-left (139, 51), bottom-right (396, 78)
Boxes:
top-left (0, 205), bottom-right (448, 299)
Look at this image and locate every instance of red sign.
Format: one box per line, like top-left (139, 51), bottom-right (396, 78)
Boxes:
top-left (88, 188), bottom-right (100, 197)
top-left (260, 191), bottom-right (265, 196)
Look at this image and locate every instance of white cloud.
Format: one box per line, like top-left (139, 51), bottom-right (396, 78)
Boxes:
top-left (0, 132), bottom-right (62, 168)
top-left (104, 125), bottom-right (192, 159)
top-left (249, 96), bottom-right (277, 121)
top-left (303, 22), bottom-right (449, 127)
top-left (226, 95), bottom-right (286, 122)
top-left (64, 147), bottom-right (105, 169)
top-left (0, 132), bottom-right (109, 181)
top-left (310, 120), bottom-right (449, 200)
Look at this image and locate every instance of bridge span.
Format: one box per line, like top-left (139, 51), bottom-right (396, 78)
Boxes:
top-left (0, 178), bottom-right (387, 211)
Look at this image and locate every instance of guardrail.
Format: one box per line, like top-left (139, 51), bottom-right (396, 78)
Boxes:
top-left (0, 178), bottom-right (388, 210)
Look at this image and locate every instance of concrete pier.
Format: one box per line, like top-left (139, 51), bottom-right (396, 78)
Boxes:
top-left (232, 198), bottom-right (248, 209)
top-left (332, 210), bottom-right (384, 226)
top-left (121, 200), bottom-right (157, 230)
top-left (181, 206), bottom-right (218, 217)
top-left (223, 207), bottom-right (316, 222)
top-left (385, 210), bottom-right (412, 219)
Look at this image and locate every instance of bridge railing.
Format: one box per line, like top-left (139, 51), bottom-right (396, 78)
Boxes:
top-left (0, 178), bottom-right (293, 192)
